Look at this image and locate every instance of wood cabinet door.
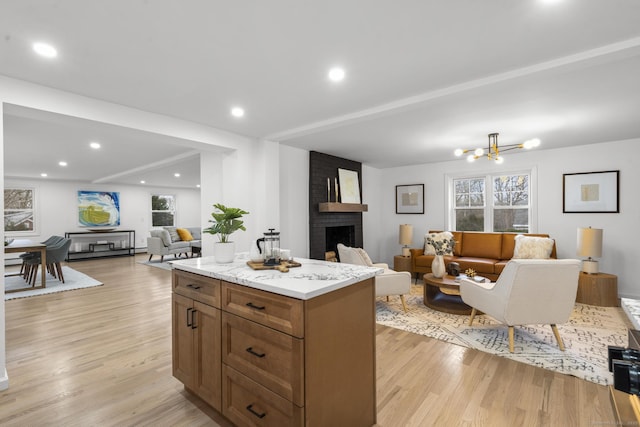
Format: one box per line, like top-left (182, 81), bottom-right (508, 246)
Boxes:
top-left (172, 293), bottom-right (195, 389)
top-left (193, 300), bottom-right (222, 411)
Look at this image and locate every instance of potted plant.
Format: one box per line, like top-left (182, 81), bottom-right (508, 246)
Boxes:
top-left (203, 203), bottom-right (249, 263)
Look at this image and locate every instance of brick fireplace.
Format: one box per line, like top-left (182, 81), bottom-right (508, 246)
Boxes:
top-left (309, 151), bottom-right (363, 260)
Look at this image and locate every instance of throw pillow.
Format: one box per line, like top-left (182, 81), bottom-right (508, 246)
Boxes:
top-left (424, 231), bottom-right (454, 255)
top-left (151, 229), bottom-right (172, 246)
top-left (354, 248), bottom-right (374, 266)
top-left (513, 235), bottom-right (554, 259)
top-left (176, 228), bottom-right (194, 242)
top-left (163, 226), bottom-right (180, 242)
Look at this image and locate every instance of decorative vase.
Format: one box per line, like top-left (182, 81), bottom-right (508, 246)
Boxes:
top-left (432, 254), bottom-right (446, 278)
top-left (214, 242), bottom-right (236, 263)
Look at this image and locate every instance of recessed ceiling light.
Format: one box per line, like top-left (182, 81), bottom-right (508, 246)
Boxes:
top-left (174, 173), bottom-right (181, 178)
top-left (231, 107), bottom-right (245, 118)
top-left (328, 67), bottom-right (345, 82)
top-left (140, 180), bottom-right (146, 184)
top-left (33, 42), bottom-right (58, 58)
top-left (196, 184), bottom-right (201, 188)
top-left (90, 141), bottom-right (101, 149)
top-left (40, 173), bottom-right (48, 177)
top-left (59, 161), bottom-right (67, 167)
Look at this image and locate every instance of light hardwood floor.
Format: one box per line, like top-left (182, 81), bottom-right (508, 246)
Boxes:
top-left (1, 255), bottom-right (617, 426)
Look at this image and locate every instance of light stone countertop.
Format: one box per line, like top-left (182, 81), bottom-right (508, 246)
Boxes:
top-left (170, 255), bottom-right (382, 300)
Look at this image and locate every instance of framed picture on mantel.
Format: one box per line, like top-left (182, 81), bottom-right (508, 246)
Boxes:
top-left (338, 168), bottom-right (361, 204)
top-left (396, 184), bottom-right (424, 214)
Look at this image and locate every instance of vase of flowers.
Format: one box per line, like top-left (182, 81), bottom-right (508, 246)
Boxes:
top-left (426, 232), bottom-right (456, 278)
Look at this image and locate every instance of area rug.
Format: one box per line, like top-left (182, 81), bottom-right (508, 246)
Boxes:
top-left (4, 266), bottom-right (103, 300)
top-left (137, 260), bottom-right (174, 271)
top-left (376, 285), bottom-right (628, 386)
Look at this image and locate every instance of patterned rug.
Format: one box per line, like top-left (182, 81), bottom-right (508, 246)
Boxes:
top-left (376, 285), bottom-right (629, 385)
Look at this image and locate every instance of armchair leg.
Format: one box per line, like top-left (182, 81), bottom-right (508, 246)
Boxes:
top-left (550, 324), bottom-right (565, 351)
top-left (509, 326), bottom-right (515, 353)
top-left (399, 295), bottom-right (408, 313)
top-left (148, 254), bottom-right (153, 262)
top-left (468, 308), bottom-right (477, 326)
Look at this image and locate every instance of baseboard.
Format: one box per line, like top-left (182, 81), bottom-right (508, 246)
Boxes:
top-left (0, 368), bottom-right (9, 391)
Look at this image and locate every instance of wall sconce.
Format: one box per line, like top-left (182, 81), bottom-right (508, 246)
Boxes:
top-left (399, 224), bottom-right (413, 257)
top-left (577, 227), bottom-right (603, 274)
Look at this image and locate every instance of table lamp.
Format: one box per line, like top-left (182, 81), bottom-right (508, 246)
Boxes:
top-left (399, 224), bottom-right (413, 257)
top-left (577, 227), bottom-right (603, 274)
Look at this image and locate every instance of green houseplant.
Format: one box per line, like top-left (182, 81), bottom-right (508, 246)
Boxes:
top-left (203, 203), bottom-right (249, 263)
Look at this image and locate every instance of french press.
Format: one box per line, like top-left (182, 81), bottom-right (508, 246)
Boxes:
top-left (256, 228), bottom-right (281, 265)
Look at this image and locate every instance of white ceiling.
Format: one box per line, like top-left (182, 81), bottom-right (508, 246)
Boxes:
top-left (2, 1), bottom-right (640, 186)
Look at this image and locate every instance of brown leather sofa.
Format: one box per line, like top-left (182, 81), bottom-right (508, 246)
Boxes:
top-left (409, 231), bottom-right (557, 282)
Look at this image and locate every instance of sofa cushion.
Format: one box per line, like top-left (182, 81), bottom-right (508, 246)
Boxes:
top-left (513, 235), bottom-right (555, 259)
top-left (176, 228), bottom-right (194, 242)
top-left (501, 233), bottom-right (552, 259)
top-left (168, 241), bottom-right (192, 250)
top-left (454, 257), bottom-right (499, 275)
top-left (150, 229), bottom-right (172, 246)
top-left (187, 227), bottom-right (201, 240)
top-left (163, 226), bottom-right (180, 242)
top-left (460, 232), bottom-right (502, 259)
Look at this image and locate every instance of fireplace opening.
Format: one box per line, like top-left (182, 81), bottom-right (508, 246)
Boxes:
top-left (326, 225), bottom-right (355, 261)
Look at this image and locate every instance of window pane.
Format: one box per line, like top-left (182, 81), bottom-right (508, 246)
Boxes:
top-left (455, 180), bottom-right (469, 193)
top-left (152, 195), bottom-right (175, 211)
top-left (5, 211), bottom-right (34, 231)
top-left (456, 209), bottom-right (484, 231)
top-left (469, 194), bottom-right (484, 206)
top-left (469, 179), bottom-right (485, 193)
top-left (455, 194), bottom-right (469, 207)
top-left (494, 208), bottom-right (529, 232)
top-left (152, 212), bottom-right (175, 227)
top-left (5, 189), bottom-right (33, 209)
top-left (493, 192), bottom-right (510, 206)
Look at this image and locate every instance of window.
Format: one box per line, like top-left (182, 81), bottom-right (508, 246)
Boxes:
top-left (151, 194), bottom-right (175, 227)
top-left (450, 170), bottom-right (534, 233)
top-left (4, 188), bottom-right (36, 234)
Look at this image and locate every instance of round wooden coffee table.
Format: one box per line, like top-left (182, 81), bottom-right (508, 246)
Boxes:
top-left (423, 273), bottom-right (475, 315)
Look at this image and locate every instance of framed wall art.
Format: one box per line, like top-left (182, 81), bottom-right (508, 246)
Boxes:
top-left (396, 184), bottom-right (424, 214)
top-left (78, 190), bottom-right (121, 227)
top-left (338, 168), bottom-right (361, 203)
top-left (562, 170), bottom-right (619, 213)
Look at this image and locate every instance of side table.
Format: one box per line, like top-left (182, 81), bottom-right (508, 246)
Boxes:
top-left (393, 255), bottom-right (412, 273)
top-left (576, 272), bottom-right (618, 307)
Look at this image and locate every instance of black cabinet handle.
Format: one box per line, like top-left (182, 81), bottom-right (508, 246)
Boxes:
top-left (190, 309), bottom-right (198, 329)
top-left (186, 308), bottom-right (193, 327)
top-left (246, 302), bottom-right (266, 310)
top-left (187, 284), bottom-right (201, 290)
top-left (246, 347), bottom-right (266, 358)
top-left (246, 404), bottom-right (266, 419)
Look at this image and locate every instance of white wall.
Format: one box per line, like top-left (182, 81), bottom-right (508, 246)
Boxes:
top-left (4, 178), bottom-right (200, 256)
top-left (370, 138), bottom-right (640, 299)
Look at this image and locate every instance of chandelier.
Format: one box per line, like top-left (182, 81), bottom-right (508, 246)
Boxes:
top-left (454, 133), bottom-right (540, 164)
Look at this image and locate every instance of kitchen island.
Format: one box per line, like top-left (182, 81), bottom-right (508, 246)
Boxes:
top-left (171, 256), bottom-right (381, 427)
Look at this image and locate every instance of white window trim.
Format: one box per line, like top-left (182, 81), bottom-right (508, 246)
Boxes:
top-left (445, 167), bottom-right (538, 233)
top-left (4, 186), bottom-right (39, 237)
top-left (150, 193), bottom-right (176, 228)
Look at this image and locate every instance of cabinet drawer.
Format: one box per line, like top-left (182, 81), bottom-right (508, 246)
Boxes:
top-left (222, 312), bottom-right (304, 406)
top-left (223, 365), bottom-right (303, 427)
top-left (173, 270), bottom-right (221, 308)
top-left (222, 282), bottom-right (304, 337)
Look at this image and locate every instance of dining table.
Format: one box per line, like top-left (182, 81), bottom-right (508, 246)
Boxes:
top-left (4, 239), bottom-right (47, 292)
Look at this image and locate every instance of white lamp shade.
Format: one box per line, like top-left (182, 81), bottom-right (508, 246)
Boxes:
top-left (399, 224), bottom-right (413, 245)
top-left (577, 227), bottom-right (603, 258)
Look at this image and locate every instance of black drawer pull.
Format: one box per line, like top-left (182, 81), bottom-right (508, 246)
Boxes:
top-left (187, 284), bottom-right (201, 290)
top-left (246, 347), bottom-right (266, 358)
top-left (190, 309), bottom-right (198, 329)
top-left (246, 302), bottom-right (265, 310)
top-left (246, 404), bottom-right (266, 419)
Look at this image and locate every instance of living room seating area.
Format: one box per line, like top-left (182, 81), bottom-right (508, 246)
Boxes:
top-left (147, 226), bottom-right (201, 262)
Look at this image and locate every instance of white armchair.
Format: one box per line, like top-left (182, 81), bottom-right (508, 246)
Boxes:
top-left (337, 243), bottom-right (411, 312)
top-left (459, 259), bottom-right (581, 353)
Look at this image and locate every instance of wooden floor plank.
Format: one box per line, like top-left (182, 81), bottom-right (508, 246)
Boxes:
top-left (1, 255), bottom-right (617, 426)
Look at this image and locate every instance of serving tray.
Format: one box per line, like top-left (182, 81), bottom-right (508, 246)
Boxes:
top-left (246, 260), bottom-right (302, 272)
